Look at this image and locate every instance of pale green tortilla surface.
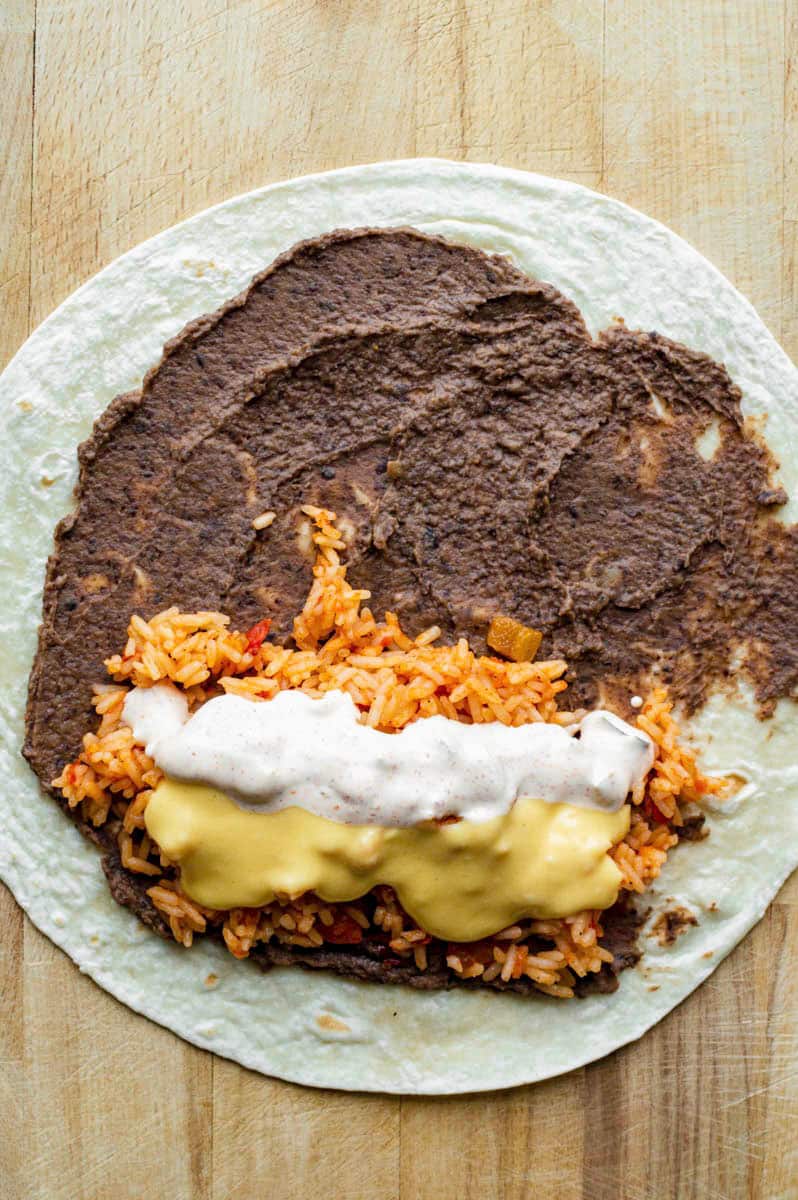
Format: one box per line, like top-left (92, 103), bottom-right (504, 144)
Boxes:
top-left (1, 159), bottom-right (797, 1093)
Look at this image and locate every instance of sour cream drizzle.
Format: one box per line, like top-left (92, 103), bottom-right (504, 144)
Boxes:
top-left (123, 685), bottom-right (654, 826)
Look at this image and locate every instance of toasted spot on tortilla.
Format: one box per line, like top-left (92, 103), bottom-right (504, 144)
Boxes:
top-left (316, 1013), bottom-right (351, 1034)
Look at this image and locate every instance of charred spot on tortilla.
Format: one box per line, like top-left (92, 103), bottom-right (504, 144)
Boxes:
top-left (24, 227), bottom-right (798, 998)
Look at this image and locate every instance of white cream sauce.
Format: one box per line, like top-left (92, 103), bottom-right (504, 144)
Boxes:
top-left (123, 685), bottom-right (654, 827)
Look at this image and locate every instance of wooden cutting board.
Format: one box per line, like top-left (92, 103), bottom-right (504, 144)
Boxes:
top-left (2, 2), bottom-right (796, 1197)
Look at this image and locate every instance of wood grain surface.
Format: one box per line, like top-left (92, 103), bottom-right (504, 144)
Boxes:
top-left (1, 3), bottom-right (797, 1198)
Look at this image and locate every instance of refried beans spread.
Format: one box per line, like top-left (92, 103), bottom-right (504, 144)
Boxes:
top-left (25, 227), bottom-right (798, 788)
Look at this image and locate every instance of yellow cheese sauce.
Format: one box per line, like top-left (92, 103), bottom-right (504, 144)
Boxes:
top-left (145, 779), bottom-right (631, 941)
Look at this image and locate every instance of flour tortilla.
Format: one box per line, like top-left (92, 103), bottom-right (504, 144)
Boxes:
top-left (1, 159), bottom-right (797, 1094)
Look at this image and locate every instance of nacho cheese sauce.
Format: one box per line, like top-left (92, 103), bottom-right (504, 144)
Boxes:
top-left (145, 782), bottom-right (631, 940)
top-left (126, 685), bottom-right (653, 939)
